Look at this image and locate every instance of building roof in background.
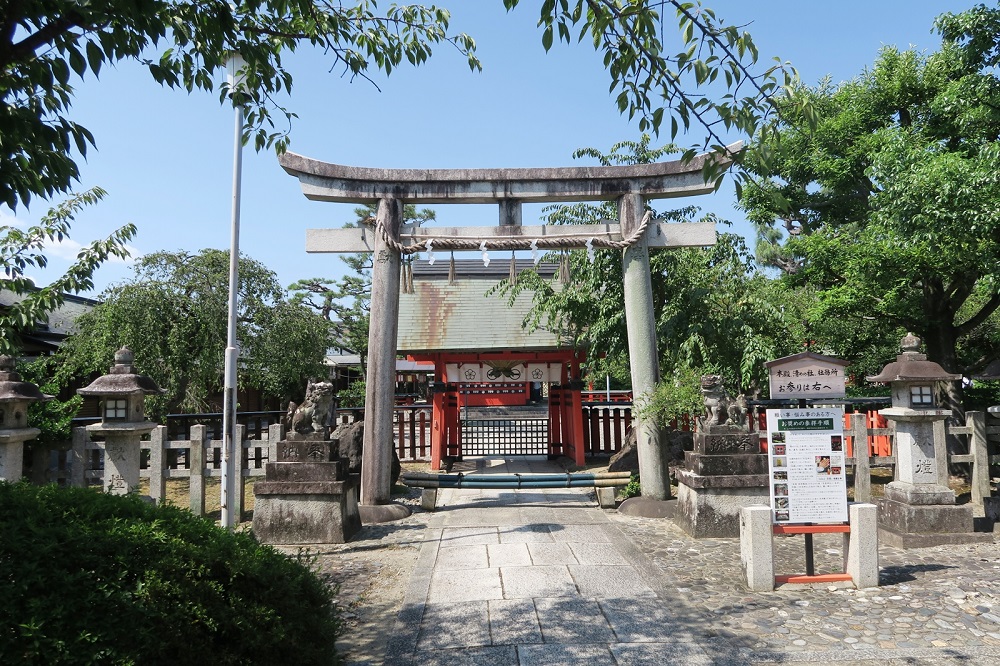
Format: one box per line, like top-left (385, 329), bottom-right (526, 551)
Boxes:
top-left (324, 354), bottom-right (434, 373)
top-left (398, 260), bottom-right (567, 353)
top-left (0, 286), bottom-right (100, 353)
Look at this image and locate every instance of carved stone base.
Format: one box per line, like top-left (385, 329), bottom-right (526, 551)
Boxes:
top-left (883, 481), bottom-right (955, 505)
top-left (285, 430), bottom-right (331, 442)
top-left (675, 469), bottom-right (769, 489)
top-left (252, 446), bottom-right (360, 544)
top-left (683, 451), bottom-right (768, 476)
top-left (675, 480), bottom-right (769, 538)
top-left (876, 497), bottom-right (991, 548)
top-left (252, 479), bottom-right (361, 544)
top-left (877, 524), bottom-right (993, 548)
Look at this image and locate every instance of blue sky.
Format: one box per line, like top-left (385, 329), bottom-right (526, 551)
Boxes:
top-left (4, 1), bottom-right (974, 295)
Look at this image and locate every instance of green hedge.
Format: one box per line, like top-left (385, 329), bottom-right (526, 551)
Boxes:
top-left (0, 482), bottom-right (338, 665)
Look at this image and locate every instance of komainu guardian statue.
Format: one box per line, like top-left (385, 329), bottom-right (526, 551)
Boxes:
top-left (287, 381), bottom-right (335, 435)
top-left (697, 374), bottom-right (747, 430)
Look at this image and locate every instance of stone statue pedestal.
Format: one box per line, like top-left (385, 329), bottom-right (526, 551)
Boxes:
top-left (675, 424), bottom-right (768, 537)
top-left (253, 435), bottom-right (362, 544)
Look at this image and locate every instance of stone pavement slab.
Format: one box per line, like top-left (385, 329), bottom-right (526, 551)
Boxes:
top-left (416, 600), bottom-right (490, 650)
top-left (569, 563), bottom-right (657, 598)
top-left (427, 566), bottom-right (502, 602)
top-left (501, 564), bottom-right (578, 598)
top-left (437, 544), bottom-right (488, 570)
top-left (488, 599), bottom-right (543, 645)
top-left (525, 542), bottom-right (575, 565)
top-left (517, 643), bottom-right (615, 665)
top-left (488, 542), bottom-right (532, 567)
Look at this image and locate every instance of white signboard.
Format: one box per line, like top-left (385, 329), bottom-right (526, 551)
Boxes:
top-left (445, 362), bottom-right (561, 384)
top-left (766, 353), bottom-right (847, 400)
top-left (766, 408), bottom-right (848, 524)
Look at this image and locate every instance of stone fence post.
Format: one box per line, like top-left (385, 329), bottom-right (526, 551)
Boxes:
top-left (148, 426), bottom-right (167, 503)
top-left (70, 426), bottom-right (88, 488)
top-left (189, 424), bottom-right (207, 515)
top-left (268, 423), bottom-right (283, 465)
top-left (234, 424), bottom-right (246, 522)
top-left (968, 411), bottom-right (990, 514)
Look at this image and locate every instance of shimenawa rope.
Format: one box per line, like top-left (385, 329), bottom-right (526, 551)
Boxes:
top-left (373, 210), bottom-right (654, 256)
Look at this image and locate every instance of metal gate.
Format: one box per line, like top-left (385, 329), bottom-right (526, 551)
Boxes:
top-left (460, 417), bottom-right (549, 456)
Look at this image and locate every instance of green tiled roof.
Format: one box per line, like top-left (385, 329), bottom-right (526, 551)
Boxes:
top-left (397, 261), bottom-right (564, 352)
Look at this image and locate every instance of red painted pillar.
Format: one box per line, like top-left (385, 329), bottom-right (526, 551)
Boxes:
top-left (568, 383), bottom-right (585, 467)
top-left (548, 388), bottom-right (562, 457)
top-left (429, 361), bottom-right (446, 471)
top-left (431, 389), bottom-right (445, 471)
top-left (445, 387), bottom-right (461, 460)
top-left (561, 390), bottom-right (572, 457)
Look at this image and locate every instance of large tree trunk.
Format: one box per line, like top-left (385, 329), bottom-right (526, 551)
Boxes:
top-left (920, 281), bottom-right (967, 472)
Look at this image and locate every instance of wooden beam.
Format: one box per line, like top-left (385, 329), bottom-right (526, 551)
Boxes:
top-left (306, 221), bottom-right (716, 253)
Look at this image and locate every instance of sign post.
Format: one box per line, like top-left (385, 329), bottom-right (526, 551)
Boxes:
top-left (763, 351), bottom-right (852, 582)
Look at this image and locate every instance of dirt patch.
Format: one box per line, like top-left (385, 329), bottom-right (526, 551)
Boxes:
top-left (316, 540), bottom-right (422, 665)
top-left (273, 482), bottom-right (429, 665)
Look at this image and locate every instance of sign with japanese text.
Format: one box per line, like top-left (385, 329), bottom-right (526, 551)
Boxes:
top-left (766, 352), bottom-right (848, 399)
top-left (766, 408), bottom-right (848, 524)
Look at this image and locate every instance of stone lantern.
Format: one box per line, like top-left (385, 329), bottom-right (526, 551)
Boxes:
top-left (78, 347), bottom-right (163, 495)
top-left (0, 355), bottom-right (52, 481)
top-left (867, 333), bottom-right (990, 547)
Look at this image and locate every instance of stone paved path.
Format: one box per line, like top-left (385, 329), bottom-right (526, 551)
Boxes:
top-left (369, 457), bottom-right (1000, 665)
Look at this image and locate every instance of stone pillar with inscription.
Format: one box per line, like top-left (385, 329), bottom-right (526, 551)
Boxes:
top-left (867, 334), bottom-right (991, 548)
top-left (675, 375), bottom-right (769, 537)
top-left (253, 392), bottom-right (361, 543)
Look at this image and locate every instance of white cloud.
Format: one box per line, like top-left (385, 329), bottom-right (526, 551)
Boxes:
top-left (45, 236), bottom-right (85, 261)
top-left (0, 207), bottom-right (27, 228)
top-left (3, 205), bottom-right (139, 265)
top-left (46, 236), bottom-right (142, 265)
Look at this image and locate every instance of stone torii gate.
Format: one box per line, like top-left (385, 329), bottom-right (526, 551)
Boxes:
top-left (279, 144), bottom-right (738, 519)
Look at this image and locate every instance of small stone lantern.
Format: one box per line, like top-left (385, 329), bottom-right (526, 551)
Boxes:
top-left (0, 355), bottom-right (52, 481)
top-left (866, 333), bottom-right (989, 547)
top-left (78, 348), bottom-right (163, 495)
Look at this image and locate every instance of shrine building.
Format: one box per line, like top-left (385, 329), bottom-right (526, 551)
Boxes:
top-left (398, 259), bottom-right (585, 469)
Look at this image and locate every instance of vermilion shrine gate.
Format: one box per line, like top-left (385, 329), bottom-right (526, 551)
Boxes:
top-left (280, 145), bottom-right (737, 517)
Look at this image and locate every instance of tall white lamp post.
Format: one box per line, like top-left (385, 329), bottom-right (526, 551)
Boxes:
top-left (221, 53), bottom-right (246, 529)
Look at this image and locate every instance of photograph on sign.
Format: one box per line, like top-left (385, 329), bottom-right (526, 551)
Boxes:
top-left (765, 408), bottom-right (848, 524)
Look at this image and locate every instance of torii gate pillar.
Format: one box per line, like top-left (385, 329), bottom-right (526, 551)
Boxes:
top-left (359, 198), bottom-right (410, 521)
top-left (620, 194), bottom-right (669, 500)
